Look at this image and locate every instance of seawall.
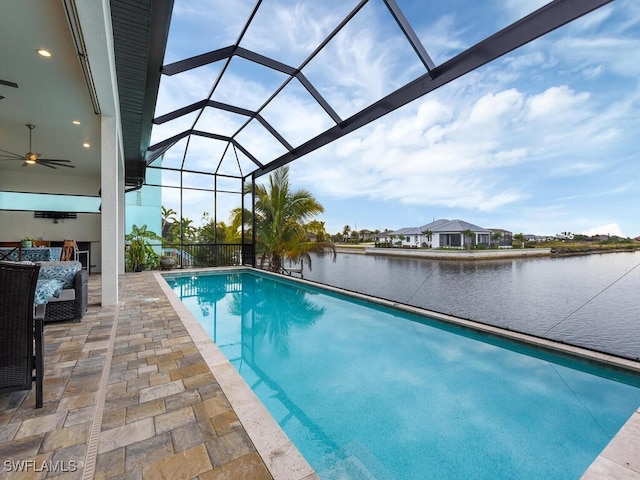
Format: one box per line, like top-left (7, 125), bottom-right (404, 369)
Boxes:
top-left (353, 246), bottom-right (552, 260)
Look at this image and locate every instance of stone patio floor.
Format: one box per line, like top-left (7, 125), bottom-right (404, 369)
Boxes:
top-left (0, 272), bottom-right (303, 480)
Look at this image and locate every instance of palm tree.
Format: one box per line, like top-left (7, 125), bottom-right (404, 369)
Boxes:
top-left (231, 166), bottom-right (336, 272)
top-left (305, 220), bottom-right (328, 241)
top-left (342, 225), bottom-right (351, 243)
top-left (161, 206), bottom-right (177, 233)
top-left (161, 206), bottom-right (178, 247)
top-left (491, 231), bottom-right (503, 247)
top-left (179, 217), bottom-right (197, 243)
top-left (199, 215), bottom-right (234, 244)
top-left (514, 232), bottom-right (526, 248)
top-left (422, 229), bottom-right (433, 248)
top-left (462, 229), bottom-right (475, 249)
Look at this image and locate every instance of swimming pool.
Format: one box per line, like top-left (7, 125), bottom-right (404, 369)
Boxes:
top-left (165, 269), bottom-right (640, 479)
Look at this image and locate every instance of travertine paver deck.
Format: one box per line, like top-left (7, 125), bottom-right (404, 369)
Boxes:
top-left (0, 272), bottom-right (274, 479)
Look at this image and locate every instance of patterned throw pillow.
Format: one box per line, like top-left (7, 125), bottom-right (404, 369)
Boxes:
top-left (36, 261), bottom-right (81, 288)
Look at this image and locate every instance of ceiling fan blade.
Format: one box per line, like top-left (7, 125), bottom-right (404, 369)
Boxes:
top-left (36, 162), bottom-right (57, 169)
top-left (0, 149), bottom-right (22, 158)
top-left (38, 159), bottom-right (76, 168)
top-left (0, 79), bottom-right (18, 88)
top-left (44, 163), bottom-right (75, 169)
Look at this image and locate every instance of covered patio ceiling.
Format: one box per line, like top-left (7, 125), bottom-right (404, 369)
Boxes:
top-left (147, 0), bottom-right (612, 185)
top-left (0, 0), bottom-right (172, 187)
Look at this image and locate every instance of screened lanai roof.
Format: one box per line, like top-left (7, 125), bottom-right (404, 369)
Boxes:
top-left (146, 0), bottom-right (611, 185)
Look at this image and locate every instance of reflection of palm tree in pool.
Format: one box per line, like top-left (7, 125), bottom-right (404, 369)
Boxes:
top-left (172, 273), bottom-right (241, 317)
top-left (197, 284), bottom-right (229, 318)
top-left (228, 276), bottom-right (325, 356)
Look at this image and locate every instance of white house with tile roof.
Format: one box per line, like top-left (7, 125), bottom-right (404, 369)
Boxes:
top-left (380, 219), bottom-right (501, 248)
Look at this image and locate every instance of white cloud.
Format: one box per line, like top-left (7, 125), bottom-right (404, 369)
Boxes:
top-left (566, 5), bottom-right (614, 31)
top-left (417, 14), bottom-right (471, 64)
top-left (524, 86), bottom-right (590, 120)
top-left (294, 81), bottom-right (605, 213)
top-left (556, 37), bottom-right (640, 78)
top-left (503, 0), bottom-right (549, 21)
top-left (468, 89), bottom-right (524, 126)
top-left (549, 162), bottom-right (603, 177)
top-left (502, 50), bottom-right (549, 73)
top-left (241, 1), bottom-right (359, 64)
top-left (582, 223), bottom-right (625, 237)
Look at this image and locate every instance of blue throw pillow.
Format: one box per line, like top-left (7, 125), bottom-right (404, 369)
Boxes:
top-left (36, 261), bottom-right (81, 288)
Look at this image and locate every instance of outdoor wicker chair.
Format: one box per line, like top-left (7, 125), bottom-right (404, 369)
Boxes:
top-left (0, 261), bottom-right (44, 408)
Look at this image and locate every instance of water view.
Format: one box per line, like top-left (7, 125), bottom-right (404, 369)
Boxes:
top-left (303, 251), bottom-right (640, 360)
top-left (166, 270), bottom-right (640, 480)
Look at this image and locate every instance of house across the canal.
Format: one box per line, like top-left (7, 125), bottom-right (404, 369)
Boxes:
top-left (380, 219), bottom-right (513, 248)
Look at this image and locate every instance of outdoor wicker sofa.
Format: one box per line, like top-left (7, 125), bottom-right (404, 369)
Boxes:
top-left (36, 260), bottom-right (88, 322)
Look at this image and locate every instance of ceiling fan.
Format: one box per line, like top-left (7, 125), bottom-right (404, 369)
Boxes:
top-left (0, 78), bottom-right (18, 100)
top-left (0, 124), bottom-right (75, 169)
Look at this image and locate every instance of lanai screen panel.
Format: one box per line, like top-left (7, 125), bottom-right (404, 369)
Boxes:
top-left (161, 0), bottom-right (257, 64)
top-left (259, 79), bottom-right (336, 148)
top-left (239, 0), bottom-right (363, 67)
top-left (301, 0), bottom-right (427, 120)
top-left (154, 62), bottom-right (225, 118)
top-left (148, 0), bottom-right (613, 183)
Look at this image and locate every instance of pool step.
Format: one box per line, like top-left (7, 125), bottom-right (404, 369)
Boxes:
top-left (315, 439), bottom-right (395, 480)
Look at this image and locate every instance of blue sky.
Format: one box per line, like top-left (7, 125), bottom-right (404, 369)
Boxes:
top-left (152, 0), bottom-right (639, 238)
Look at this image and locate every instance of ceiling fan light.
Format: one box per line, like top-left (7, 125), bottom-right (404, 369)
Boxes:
top-left (36, 49), bottom-right (51, 57)
top-left (25, 155), bottom-right (37, 165)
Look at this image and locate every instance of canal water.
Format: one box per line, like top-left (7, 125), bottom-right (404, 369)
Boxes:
top-left (303, 250), bottom-right (640, 360)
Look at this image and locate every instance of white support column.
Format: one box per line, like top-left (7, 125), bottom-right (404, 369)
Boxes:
top-left (101, 115), bottom-right (120, 306)
top-left (73, 0), bottom-right (123, 306)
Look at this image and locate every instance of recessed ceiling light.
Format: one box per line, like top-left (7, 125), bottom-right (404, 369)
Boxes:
top-left (36, 49), bottom-right (51, 57)
top-left (82, 142), bottom-right (90, 148)
top-left (72, 120), bottom-right (81, 125)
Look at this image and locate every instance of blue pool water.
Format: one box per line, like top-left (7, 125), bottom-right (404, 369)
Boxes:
top-left (165, 270), bottom-right (640, 479)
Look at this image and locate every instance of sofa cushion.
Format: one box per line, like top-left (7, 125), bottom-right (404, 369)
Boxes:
top-left (36, 261), bottom-right (81, 289)
top-left (48, 288), bottom-right (75, 303)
